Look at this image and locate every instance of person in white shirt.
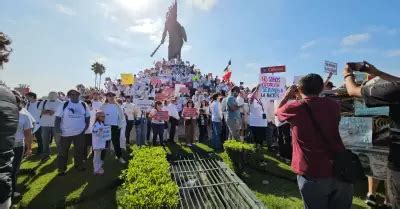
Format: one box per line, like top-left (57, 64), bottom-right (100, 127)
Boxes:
top-left (100, 92), bottom-right (126, 164)
top-left (40, 91), bottom-right (63, 161)
top-left (12, 95), bottom-right (33, 197)
top-left (92, 111), bottom-right (107, 175)
top-left (248, 86), bottom-right (270, 148)
top-left (83, 100), bottom-right (96, 160)
top-left (55, 89), bottom-right (90, 176)
top-left (121, 97), bottom-right (135, 145)
top-left (167, 97), bottom-right (180, 143)
top-left (25, 92), bottom-right (42, 155)
top-left (237, 90), bottom-right (246, 140)
top-left (91, 92), bottom-right (103, 112)
top-left (210, 93), bottom-right (222, 150)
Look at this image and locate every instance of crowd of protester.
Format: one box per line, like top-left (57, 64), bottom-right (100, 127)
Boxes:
top-left (1, 31), bottom-right (400, 209)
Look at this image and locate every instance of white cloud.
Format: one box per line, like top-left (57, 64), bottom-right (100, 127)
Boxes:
top-left (182, 44), bottom-right (192, 52)
top-left (301, 40), bottom-right (318, 50)
top-left (127, 18), bottom-right (164, 44)
top-left (56, 4), bottom-right (77, 16)
top-left (189, 0), bottom-right (218, 10)
top-left (341, 33), bottom-right (370, 46)
top-left (386, 49), bottom-right (400, 57)
top-left (105, 36), bottom-right (129, 48)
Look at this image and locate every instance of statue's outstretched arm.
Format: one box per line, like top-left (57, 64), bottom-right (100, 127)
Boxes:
top-left (161, 23), bottom-right (167, 44)
top-left (181, 26), bottom-right (187, 42)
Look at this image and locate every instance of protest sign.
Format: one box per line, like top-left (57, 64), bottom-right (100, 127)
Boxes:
top-left (260, 65), bottom-right (286, 73)
top-left (324, 61), bottom-right (337, 75)
top-left (155, 93), bottom-right (168, 101)
top-left (182, 107), bottom-right (197, 118)
top-left (354, 100), bottom-right (389, 116)
top-left (259, 74), bottom-right (286, 99)
top-left (154, 111), bottom-right (169, 121)
top-left (175, 84), bottom-right (186, 95)
top-left (121, 73), bottom-right (134, 85)
top-left (339, 117), bottom-right (373, 146)
top-left (163, 87), bottom-right (175, 97)
top-left (103, 126), bottom-right (112, 141)
top-left (134, 100), bottom-right (153, 111)
top-left (179, 87), bottom-right (190, 94)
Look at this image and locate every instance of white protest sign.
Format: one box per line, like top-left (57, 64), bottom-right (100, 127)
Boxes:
top-left (354, 100), bottom-right (389, 116)
top-left (175, 84), bottom-right (186, 96)
top-left (102, 126), bottom-right (111, 141)
top-left (134, 100), bottom-right (153, 111)
top-left (259, 74), bottom-right (286, 99)
top-left (339, 117), bottom-right (373, 146)
top-left (324, 61), bottom-right (337, 75)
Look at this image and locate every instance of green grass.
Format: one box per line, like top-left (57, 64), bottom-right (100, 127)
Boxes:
top-left (15, 144), bottom-right (124, 209)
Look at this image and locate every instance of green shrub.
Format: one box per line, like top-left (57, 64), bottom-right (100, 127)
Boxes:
top-left (223, 140), bottom-right (260, 172)
top-left (223, 139), bottom-right (257, 153)
top-left (117, 147), bottom-right (179, 208)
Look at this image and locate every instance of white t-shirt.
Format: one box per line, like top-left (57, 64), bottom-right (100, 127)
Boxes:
top-left (166, 104), bottom-right (180, 120)
top-left (210, 101), bottom-right (221, 122)
top-left (40, 100), bottom-right (63, 127)
top-left (92, 121), bottom-right (107, 150)
top-left (91, 100), bottom-right (103, 112)
top-left (56, 101), bottom-right (90, 137)
top-left (15, 111), bottom-right (34, 147)
top-left (102, 103), bottom-right (123, 126)
top-left (249, 99), bottom-right (269, 127)
top-left (122, 102), bottom-right (135, 121)
top-left (26, 101), bottom-right (41, 124)
top-left (85, 108), bottom-right (96, 134)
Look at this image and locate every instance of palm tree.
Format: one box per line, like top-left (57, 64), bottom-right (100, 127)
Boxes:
top-left (91, 62), bottom-right (106, 89)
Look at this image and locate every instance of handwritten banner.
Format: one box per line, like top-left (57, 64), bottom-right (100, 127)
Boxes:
top-left (339, 117), bottom-right (373, 146)
top-left (324, 61), bottom-right (337, 75)
top-left (259, 75), bottom-right (286, 99)
top-left (134, 100), bottom-right (153, 111)
top-left (163, 87), bottom-right (175, 97)
top-left (182, 107), bottom-right (198, 118)
top-left (354, 100), bottom-right (389, 116)
top-left (154, 111), bottom-right (169, 121)
top-left (260, 65), bottom-right (286, 73)
top-left (102, 126), bottom-right (112, 141)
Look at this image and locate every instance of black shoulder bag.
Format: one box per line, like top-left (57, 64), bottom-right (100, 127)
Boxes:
top-left (303, 101), bottom-right (364, 183)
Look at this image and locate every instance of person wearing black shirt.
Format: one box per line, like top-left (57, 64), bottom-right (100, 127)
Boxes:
top-left (344, 62), bottom-right (400, 209)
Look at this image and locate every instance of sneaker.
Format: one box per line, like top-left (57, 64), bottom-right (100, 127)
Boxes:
top-left (119, 158), bottom-right (127, 164)
top-left (365, 193), bottom-right (377, 207)
top-left (40, 156), bottom-right (50, 163)
top-left (13, 192), bottom-right (21, 198)
top-left (57, 171), bottom-right (66, 176)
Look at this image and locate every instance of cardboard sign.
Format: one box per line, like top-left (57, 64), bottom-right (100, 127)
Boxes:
top-left (260, 65), bottom-right (286, 73)
top-left (259, 75), bottom-right (286, 99)
top-left (134, 100), bottom-right (153, 111)
top-left (354, 100), bottom-right (389, 116)
top-left (154, 111), bottom-right (169, 121)
top-left (324, 61), bottom-right (337, 75)
top-left (182, 107), bottom-right (198, 118)
top-left (155, 93), bottom-right (168, 101)
top-left (339, 117), bottom-right (373, 146)
top-left (121, 73), bottom-right (134, 85)
top-left (179, 87), bottom-right (190, 94)
top-left (102, 126), bottom-right (112, 141)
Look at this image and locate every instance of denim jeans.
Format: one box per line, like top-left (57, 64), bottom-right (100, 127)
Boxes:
top-left (12, 146), bottom-right (24, 196)
top-left (211, 122), bottom-right (222, 150)
top-left (135, 118), bottom-right (147, 146)
top-left (41, 126), bottom-right (60, 157)
top-left (297, 175), bottom-right (353, 209)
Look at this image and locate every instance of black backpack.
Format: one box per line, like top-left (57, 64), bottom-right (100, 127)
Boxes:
top-left (62, 101), bottom-right (87, 112)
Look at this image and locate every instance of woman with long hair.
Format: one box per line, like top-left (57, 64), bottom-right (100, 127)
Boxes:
top-left (184, 100), bottom-right (197, 146)
top-left (149, 101), bottom-right (167, 145)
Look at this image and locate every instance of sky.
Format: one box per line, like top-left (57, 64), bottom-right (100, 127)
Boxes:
top-left (1, 0), bottom-right (400, 96)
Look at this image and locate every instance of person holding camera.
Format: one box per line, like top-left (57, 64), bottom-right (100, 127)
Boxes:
top-left (343, 61), bottom-right (400, 209)
top-left (276, 74), bottom-right (353, 209)
top-left (248, 85), bottom-right (269, 147)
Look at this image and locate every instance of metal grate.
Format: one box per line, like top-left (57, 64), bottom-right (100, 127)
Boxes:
top-left (170, 154), bottom-right (266, 209)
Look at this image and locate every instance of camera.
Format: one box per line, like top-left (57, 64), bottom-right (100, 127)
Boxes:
top-left (347, 61), bottom-right (369, 72)
top-left (262, 113), bottom-right (267, 119)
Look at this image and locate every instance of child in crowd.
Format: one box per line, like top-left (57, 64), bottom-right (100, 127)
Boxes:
top-left (92, 111), bottom-right (107, 175)
top-left (197, 109), bottom-right (208, 142)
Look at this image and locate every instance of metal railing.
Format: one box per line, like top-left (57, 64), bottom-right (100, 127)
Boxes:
top-left (170, 154), bottom-right (266, 209)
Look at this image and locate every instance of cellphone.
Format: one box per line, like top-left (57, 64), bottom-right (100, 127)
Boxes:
top-left (262, 113), bottom-right (267, 119)
top-left (347, 61), bottom-right (368, 72)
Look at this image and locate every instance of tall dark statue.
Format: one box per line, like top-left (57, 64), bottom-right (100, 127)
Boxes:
top-left (151, 0), bottom-right (187, 60)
